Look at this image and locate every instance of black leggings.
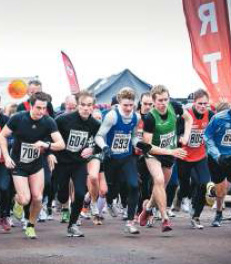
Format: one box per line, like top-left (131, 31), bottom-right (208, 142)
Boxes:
top-left (177, 158), bottom-right (210, 218)
top-left (55, 163), bottom-right (87, 226)
top-left (104, 155), bottom-right (139, 221)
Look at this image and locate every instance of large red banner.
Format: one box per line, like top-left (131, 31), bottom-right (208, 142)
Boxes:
top-left (61, 51), bottom-right (80, 94)
top-left (182, 0), bottom-right (231, 103)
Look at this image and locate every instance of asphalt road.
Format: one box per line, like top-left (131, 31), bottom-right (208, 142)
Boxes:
top-left (0, 207), bottom-right (231, 264)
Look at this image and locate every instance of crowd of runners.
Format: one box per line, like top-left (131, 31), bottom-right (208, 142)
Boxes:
top-left (0, 79), bottom-right (231, 239)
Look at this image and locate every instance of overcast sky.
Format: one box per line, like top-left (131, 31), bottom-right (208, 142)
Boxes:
top-left (0, 0), bottom-right (204, 106)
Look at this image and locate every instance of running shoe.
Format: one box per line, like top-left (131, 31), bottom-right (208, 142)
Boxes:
top-left (80, 208), bottom-right (91, 219)
top-left (25, 226), bottom-right (37, 239)
top-left (92, 215), bottom-right (102, 225)
top-left (161, 219), bottom-right (172, 232)
top-left (61, 209), bottom-right (70, 223)
top-left (76, 218), bottom-right (82, 226)
top-left (8, 216), bottom-right (15, 227)
top-left (138, 200), bottom-right (152, 226)
top-left (153, 208), bottom-right (161, 220)
top-left (211, 213), bottom-right (222, 227)
top-left (13, 202), bottom-right (23, 220)
top-left (22, 219), bottom-right (29, 231)
top-left (167, 209), bottom-right (176, 218)
top-left (181, 198), bottom-right (191, 213)
top-left (90, 202), bottom-right (99, 216)
top-left (67, 224), bottom-right (84, 237)
top-left (47, 207), bottom-right (53, 221)
top-left (206, 182), bottom-right (216, 197)
top-left (191, 217), bottom-right (204, 229)
top-left (124, 221), bottom-right (140, 235)
top-left (38, 207), bottom-right (47, 222)
top-left (107, 204), bottom-right (118, 217)
top-left (146, 216), bottom-right (155, 228)
top-left (0, 217), bottom-right (11, 231)
top-left (122, 207), bottom-right (128, 221)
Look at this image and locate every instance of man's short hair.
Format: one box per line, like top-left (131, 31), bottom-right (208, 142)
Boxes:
top-left (193, 89), bottom-right (209, 101)
top-left (28, 80), bottom-right (42, 87)
top-left (75, 90), bottom-right (95, 104)
top-left (30, 92), bottom-right (50, 106)
top-left (117, 87), bottom-right (136, 102)
top-left (151, 85), bottom-right (169, 100)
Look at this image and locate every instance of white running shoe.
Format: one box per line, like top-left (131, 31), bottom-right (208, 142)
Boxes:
top-left (107, 204), bottom-right (118, 217)
top-left (67, 224), bottom-right (84, 237)
top-left (181, 198), bottom-right (191, 213)
top-left (191, 217), bottom-right (204, 229)
top-left (124, 221), bottom-right (140, 234)
top-left (38, 207), bottom-right (47, 222)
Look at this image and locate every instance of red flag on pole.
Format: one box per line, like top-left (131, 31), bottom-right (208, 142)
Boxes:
top-left (182, 0), bottom-right (231, 103)
top-left (61, 51), bottom-right (80, 94)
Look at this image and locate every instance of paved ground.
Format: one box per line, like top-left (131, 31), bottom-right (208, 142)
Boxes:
top-left (1, 207), bottom-right (231, 264)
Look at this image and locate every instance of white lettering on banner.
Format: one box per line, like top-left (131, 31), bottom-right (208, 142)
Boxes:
top-left (20, 143), bottom-right (40, 163)
top-left (111, 134), bottom-right (131, 154)
top-left (160, 131), bottom-right (175, 148)
top-left (221, 129), bottom-right (231, 146)
top-left (199, 2), bottom-right (218, 36)
top-left (66, 130), bottom-right (88, 152)
top-left (203, 52), bottom-right (221, 83)
top-left (188, 129), bottom-right (204, 148)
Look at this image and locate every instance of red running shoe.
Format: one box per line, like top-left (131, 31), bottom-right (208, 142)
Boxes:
top-left (161, 219), bottom-right (172, 232)
top-left (1, 217), bottom-right (11, 231)
top-left (138, 200), bottom-right (151, 226)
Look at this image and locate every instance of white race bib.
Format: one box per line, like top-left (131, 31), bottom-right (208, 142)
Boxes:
top-left (20, 143), bottom-right (40, 163)
top-left (188, 129), bottom-right (204, 148)
top-left (66, 130), bottom-right (89, 152)
top-left (221, 129), bottom-right (231, 146)
top-left (160, 131), bottom-right (175, 148)
top-left (111, 134), bottom-right (131, 154)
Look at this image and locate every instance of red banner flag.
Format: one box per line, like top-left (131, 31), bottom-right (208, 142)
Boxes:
top-left (182, 0), bottom-right (231, 103)
top-left (61, 51), bottom-right (80, 94)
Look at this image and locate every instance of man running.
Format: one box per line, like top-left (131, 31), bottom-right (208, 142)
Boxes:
top-left (139, 84), bottom-right (192, 232)
top-left (95, 87), bottom-right (151, 235)
top-left (0, 92), bottom-right (65, 239)
top-left (53, 91), bottom-right (101, 237)
top-left (204, 104), bottom-right (231, 227)
top-left (178, 89), bottom-right (213, 229)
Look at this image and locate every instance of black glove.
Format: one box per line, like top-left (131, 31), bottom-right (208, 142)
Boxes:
top-left (102, 146), bottom-right (111, 159)
top-left (136, 142), bottom-right (152, 155)
top-left (218, 154), bottom-right (231, 167)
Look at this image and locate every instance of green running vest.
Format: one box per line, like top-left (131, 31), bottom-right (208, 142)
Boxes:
top-left (150, 104), bottom-right (177, 149)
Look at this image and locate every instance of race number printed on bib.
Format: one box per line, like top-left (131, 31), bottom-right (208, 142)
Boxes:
top-left (188, 129), bottom-right (204, 148)
top-left (66, 130), bottom-right (89, 152)
top-left (20, 143), bottom-right (40, 164)
top-left (160, 131), bottom-right (175, 148)
top-left (111, 134), bottom-right (131, 154)
top-left (221, 129), bottom-right (231, 146)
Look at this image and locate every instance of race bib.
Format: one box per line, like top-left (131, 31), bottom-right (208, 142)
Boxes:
top-left (111, 134), bottom-right (131, 154)
top-left (66, 130), bottom-right (89, 152)
top-left (188, 129), bottom-right (204, 148)
top-left (20, 143), bottom-right (40, 164)
top-left (221, 129), bottom-right (231, 146)
top-left (160, 131), bottom-right (175, 148)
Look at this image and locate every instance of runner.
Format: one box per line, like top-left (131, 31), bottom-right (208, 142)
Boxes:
top-left (53, 91), bottom-right (101, 237)
top-left (95, 87), bottom-right (152, 235)
top-left (177, 89), bottom-right (213, 229)
top-left (204, 104), bottom-right (231, 227)
top-left (139, 84), bottom-right (192, 232)
top-left (0, 92), bottom-right (65, 239)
